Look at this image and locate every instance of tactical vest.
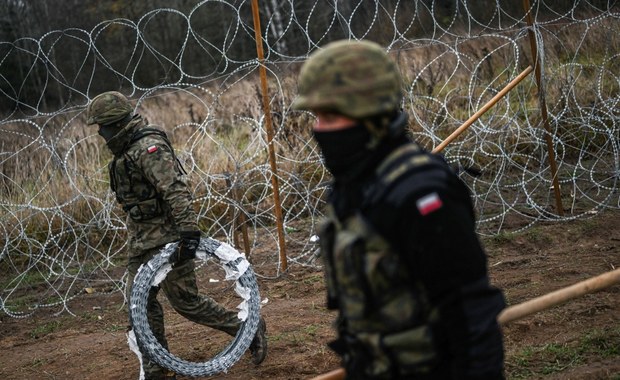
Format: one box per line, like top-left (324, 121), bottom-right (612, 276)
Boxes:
top-left (319, 144), bottom-right (458, 378)
top-left (109, 127), bottom-right (183, 222)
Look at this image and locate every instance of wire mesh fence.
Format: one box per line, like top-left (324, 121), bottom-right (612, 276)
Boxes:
top-left (0, 0), bottom-right (618, 317)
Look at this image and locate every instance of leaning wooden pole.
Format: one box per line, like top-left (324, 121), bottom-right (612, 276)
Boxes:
top-left (523, 0), bottom-right (564, 216)
top-left (250, 0), bottom-right (288, 271)
top-left (310, 267), bottom-right (620, 380)
top-left (432, 66), bottom-right (533, 154)
top-left (498, 267), bottom-right (620, 324)
top-left (311, 369), bottom-right (346, 380)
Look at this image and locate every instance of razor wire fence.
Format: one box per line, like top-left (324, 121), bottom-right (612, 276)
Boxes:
top-left (0, 0), bottom-right (619, 318)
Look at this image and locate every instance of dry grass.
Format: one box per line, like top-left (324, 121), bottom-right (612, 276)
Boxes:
top-left (1, 18), bottom-right (618, 242)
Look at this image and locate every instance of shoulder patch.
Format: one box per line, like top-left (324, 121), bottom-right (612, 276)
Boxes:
top-left (147, 145), bottom-right (158, 153)
top-left (416, 192), bottom-right (443, 216)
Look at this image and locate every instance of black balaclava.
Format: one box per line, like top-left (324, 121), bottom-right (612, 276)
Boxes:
top-left (97, 114), bottom-right (141, 159)
top-left (312, 124), bottom-right (374, 181)
top-left (312, 111), bottom-right (407, 183)
top-left (98, 113), bottom-right (134, 143)
top-left (314, 112), bottom-right (408, 219)
top-left (98, 124), bottom-right (121, 142)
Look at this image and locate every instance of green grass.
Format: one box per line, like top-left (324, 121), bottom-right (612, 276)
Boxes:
top-left (269, 323), bottom-right (325, 344)
top-left (541, 343), bottom-right (585, 374)
top-left (301, 274), bottom-right (323, 285)
top-left (303, 324), bottom-right (320, 337)
top-left (577, 218), bottom-right (600, 235)
top-left (0, 269), bottom-right (46, 290)
top-left (487, 231), bottom-right (516, 246)
top-left (507, 327), bottom-right (620, 379)
top-left (580, 328), bottom-right (620, 357)
top-left (104, 323), bottom-right (126, 333)
top-left (525, 227), bottom-right (553, 246)
top-left (30, 320), bottom-right (62, 338)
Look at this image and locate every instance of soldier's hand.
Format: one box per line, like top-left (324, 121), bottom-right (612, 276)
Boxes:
top-left (171, 230), bottom-right (201, 265)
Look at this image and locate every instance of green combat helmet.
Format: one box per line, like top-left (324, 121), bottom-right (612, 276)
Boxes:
top-left (86, 91), bottom-right (133, 125)
top-left (292, 40), bottom-right (403, 119)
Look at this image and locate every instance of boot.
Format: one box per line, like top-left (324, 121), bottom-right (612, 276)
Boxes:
top-left (249, 317), bottom-right (267, 365)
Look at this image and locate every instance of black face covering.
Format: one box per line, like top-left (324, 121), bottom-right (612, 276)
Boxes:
top-left (312, 124), bottom-right (375, 181)
top-left (98, 124), bottom-right (120, 142)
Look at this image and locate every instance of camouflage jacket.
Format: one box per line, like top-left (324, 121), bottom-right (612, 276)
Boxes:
top-left (322, 141), bottom-right (506, 379)
top-left (106, 116), bottom-right (198, 255)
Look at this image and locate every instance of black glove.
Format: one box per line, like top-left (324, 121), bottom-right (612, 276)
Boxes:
top-left (171, 230), bottom-right (201, 265)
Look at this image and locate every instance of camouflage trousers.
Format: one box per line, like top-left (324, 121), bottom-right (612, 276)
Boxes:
top-left (126, 246), bottom-right (241, 380)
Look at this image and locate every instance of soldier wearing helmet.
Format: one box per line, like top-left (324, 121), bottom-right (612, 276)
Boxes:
top-left (86, 91), bottom-right (267, 380)
top-left (293, 40), bottom-right (506, 379)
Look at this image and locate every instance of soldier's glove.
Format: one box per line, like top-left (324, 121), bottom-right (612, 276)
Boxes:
top-left (171, 230), bottom-right (201, 265)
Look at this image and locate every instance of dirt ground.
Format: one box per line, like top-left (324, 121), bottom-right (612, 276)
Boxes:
top-left (1, 211), bottom-right (619, 380)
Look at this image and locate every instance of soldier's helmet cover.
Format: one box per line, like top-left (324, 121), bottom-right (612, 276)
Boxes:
top-left (292, 40), bottom-right (403, 119)
top-left (86, 91), bottom-right (133, 125)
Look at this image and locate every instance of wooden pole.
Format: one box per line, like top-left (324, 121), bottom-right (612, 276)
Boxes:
top-left (225, 175), bottom-right (252, 258)
top-left (498, 267), bottom-right (620, 324)
top-left (311, 267), bottom-right (620, 380)
top-left (250, 0), bottom-right (288, 271)
top-left (522, 0), bottom-right (564, 216)
top-left (310, 369), bottom-right (346, 380)
top-left (224, 175), bottom-right (241, 250)
top-left (432, 66), bottom-right (533, 154)
top-left (235, 195), bottom-right (252, 259)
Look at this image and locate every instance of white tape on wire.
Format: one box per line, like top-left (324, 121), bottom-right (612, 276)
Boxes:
top-left (129, 237), bottom-right (261, 378)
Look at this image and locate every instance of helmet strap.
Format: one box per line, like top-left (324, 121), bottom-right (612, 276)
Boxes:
top-left (98, 114), bottom-right (134, 143)
top-left (113, 113), bottom-right (134, 128)
top-left (361, 111), bottom-right (402, 149)
top-left (387, 111), bottom-right (408, 139)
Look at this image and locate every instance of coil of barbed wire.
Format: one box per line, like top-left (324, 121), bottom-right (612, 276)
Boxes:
top-left (129, 237), bottom-right (260, 377)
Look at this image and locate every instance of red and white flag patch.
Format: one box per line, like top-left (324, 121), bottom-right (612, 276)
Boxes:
top-left (147, 145), bottom-right (158, 153)
top-left (416, 192), bottom-right (443, 216)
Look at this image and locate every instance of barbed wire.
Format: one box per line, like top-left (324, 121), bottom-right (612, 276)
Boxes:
top-left (0, 0), bottom-right (618, 317)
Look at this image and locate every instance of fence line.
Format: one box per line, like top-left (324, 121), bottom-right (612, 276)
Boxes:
top-left (0, 0), bottom-right (618, 317)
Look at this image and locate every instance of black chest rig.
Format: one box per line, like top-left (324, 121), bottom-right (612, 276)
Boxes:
top-left (318, 143), bottom-right (462, 378)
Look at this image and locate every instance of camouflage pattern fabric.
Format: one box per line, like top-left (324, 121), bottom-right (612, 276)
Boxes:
top-left (86, 91), bottom-right (133, 125)
top-left (97, 108), bottom-right (246, 379)
top-left (320, 140), bottom-right (506, 379)
top-left (106, 116), bottom-right (198, 255)
top-left (319, 208), bottom-right (438, 379)
top-left (292, 40), bottom-right (403, 119)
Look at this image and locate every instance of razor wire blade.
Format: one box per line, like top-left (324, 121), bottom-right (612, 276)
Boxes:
top-left (129, 237), bottom-right (261, 377)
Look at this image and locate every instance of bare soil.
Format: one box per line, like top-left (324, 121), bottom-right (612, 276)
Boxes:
top-left (1, 211), bottom-right (619, 380)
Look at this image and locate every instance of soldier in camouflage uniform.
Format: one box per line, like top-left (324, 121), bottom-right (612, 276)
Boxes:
top-left (86, 91), bottom-right (267, 380)
top-left (293, 40), bottom-right (506, 379)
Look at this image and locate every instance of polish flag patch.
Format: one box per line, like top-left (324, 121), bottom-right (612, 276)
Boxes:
top-left (147, 145), bottom-right (158, 153)
top-left (416, 192), bottom-right (443, 216)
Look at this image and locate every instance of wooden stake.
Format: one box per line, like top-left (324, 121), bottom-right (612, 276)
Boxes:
top-left (522, 0), bottom-right (564, 216)
top-left (225, 175), bottom-right (252, 258)
top-left (250, 0), bottom-right (287, 271)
